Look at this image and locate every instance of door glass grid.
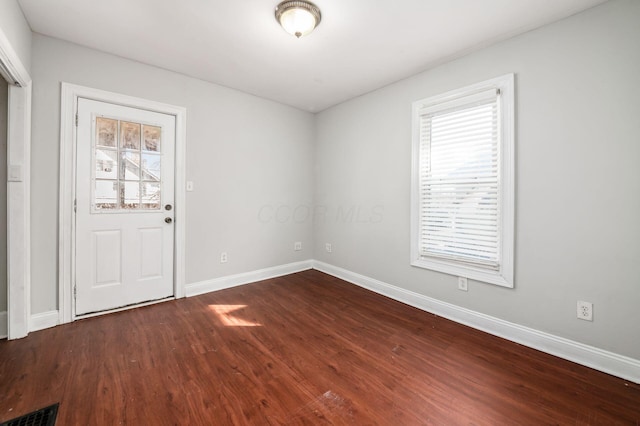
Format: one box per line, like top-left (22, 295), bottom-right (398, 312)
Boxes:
top-left (94, 117), bottom-right (162, 211)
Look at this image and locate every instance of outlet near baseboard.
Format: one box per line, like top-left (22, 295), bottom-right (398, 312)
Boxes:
top-left (458, 277), bottom-right (468, 291)
top-left (577, 301), bottom-right (593, 321)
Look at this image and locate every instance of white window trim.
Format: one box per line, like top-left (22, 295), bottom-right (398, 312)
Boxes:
top-left (410, 74), bottom-right (515, 288)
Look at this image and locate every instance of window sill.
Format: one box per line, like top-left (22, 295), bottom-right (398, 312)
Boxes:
top-left (411, 257), bottom-right (513, 288)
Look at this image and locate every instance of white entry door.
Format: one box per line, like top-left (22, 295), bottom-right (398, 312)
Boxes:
top-left (75, 98), bottom-right (175, 316)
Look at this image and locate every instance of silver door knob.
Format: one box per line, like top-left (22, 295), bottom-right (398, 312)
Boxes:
top-left (165, 217), bottom-right (172, 224)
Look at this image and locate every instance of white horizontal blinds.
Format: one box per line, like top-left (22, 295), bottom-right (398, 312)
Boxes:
top-left (418, 88), bottom-right (501, 269)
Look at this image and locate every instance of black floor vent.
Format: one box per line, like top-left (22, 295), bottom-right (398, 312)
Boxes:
top-left (0, 403), bottom-right (59, 426)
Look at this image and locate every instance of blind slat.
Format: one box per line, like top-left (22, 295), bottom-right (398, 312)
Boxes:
top-left (423, 227), bottom-right (498, 238)
top-left (422, 233), bottom-right (499, 245)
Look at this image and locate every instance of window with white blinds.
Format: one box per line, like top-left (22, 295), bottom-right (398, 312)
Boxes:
top-left (411, 75), bottom-right (515, 288)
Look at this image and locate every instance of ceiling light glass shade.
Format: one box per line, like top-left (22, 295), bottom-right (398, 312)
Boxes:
top-left (275, 1), bottom-right (321, 38)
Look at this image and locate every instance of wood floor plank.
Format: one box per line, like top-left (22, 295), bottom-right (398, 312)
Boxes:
top-left (1, 269), bottom-right (639, 425)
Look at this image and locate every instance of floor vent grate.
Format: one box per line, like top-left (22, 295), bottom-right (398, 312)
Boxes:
top-left (0, 403), bottom-right (59, 426)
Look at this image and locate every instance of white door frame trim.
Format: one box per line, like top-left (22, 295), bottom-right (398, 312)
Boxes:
top-left (59, 83), bottom-right (187, 323)
top-left (1, 25), bottom-right (32, 340)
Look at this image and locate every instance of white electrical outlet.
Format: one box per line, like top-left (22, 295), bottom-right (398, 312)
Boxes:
top-left (325, 243), bottom-right (332, 253)
top-left (577, 301), bottom-right (593, 321)
top-left (186, 181), bottom-right (194, 191)
top-left (458, 277), bottom-right (468, 291)
top-left (220, 252), bottom-right (228, 263)
top-left (294, 242), bottom-right (302, 251)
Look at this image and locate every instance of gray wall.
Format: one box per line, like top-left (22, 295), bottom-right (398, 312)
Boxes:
top-left (0, 83), bottom-right (7, 313)
top-left (21, 0), bottom-right (640, 362)
top-left (314, 0), bottom-right (640, 359)
top-left (30, 35), bottom-right (315, 314)
top-left (0, 0), bottom-right (32, 74)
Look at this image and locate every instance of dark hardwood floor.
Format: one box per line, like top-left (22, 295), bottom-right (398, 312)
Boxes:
top-left (1, 270), bottom-right (639, 425)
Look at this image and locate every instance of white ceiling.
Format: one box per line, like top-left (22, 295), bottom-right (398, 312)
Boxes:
top-left (18, 0), bottom-right (607, 112)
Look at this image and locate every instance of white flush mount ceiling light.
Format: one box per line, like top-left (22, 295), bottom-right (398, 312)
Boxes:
top-left (275, 1), bottom-right (321, 38)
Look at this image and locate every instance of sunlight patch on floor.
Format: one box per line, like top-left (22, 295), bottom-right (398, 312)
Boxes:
top-left (208, 304), bottom-right (262, 327)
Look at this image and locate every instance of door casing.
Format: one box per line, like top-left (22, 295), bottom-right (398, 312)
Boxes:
top-left (0, 24), bottom-right (32, 340)
top-left (59, 83), bottom-right (187, 323)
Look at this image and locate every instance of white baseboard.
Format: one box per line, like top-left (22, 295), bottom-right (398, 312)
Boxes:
top-left (185, 260), bottom-right (314, 297)
top-left (0, 311), bottom-right (7, 339)
top-left (30, 310), bottom-right (59, 332)
top-left (312, 261), bottom-right (640, 384)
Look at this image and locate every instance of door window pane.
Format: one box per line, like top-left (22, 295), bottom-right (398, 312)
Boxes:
top-left (120, 121), bottom-right (141, 150)
top-left (141, 182), bottom-right (161, 209)
top-left (96, 117), bottom-right (117, 147)
top-left (120, 152), bottom-right (141, 181)
top-left (141, 153), bottom-right (161, 181)
top-left (95, 180), bottom-right (118, 210)
top-left (121, 181), bottom-right (140, 209)
top-left (143, 125), bottom-right (161, 152)
top-left (95, 149), bottom-right (118, 179)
